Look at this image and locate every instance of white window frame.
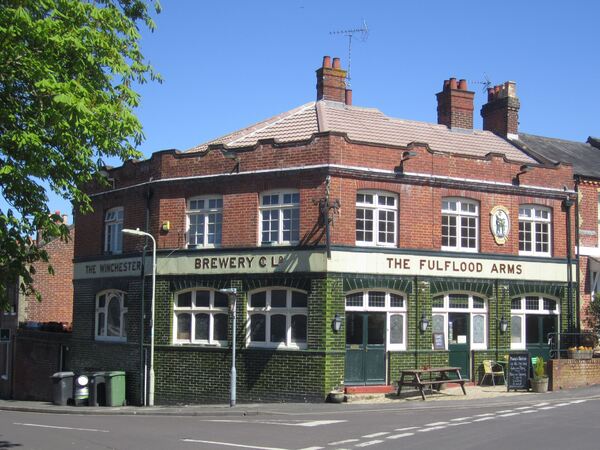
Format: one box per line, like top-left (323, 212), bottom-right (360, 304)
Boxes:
top-left (173, 289), bottom-right (229, 346)
top-left (432, 293), bottom-right (488, 350)
top-left (259, 190), bottom-right (300, 246)
top-left (355, 191), bottom-right (398, 247)
top-left (510, 295), bottom-right (560, 350)
top-left (186, 196), bottom-right (223, 248)
top-left (246, 287), bottom-right (308, 349)
top-left (95, 290), bottom-right (127, 342)
top-left (345, 290), bottom-right (407, 351)
top-left (518, 205), bottom-right (551, 257)
top-left (104, 207), bottom-right (123, 254)
top-left (441, 198), bottom-right (479, 253)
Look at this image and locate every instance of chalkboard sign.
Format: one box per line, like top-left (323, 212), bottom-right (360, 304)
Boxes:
top-left (507, 352), bottom-right (530, 391)
top-left (432, 332), bottom-right (445, 350)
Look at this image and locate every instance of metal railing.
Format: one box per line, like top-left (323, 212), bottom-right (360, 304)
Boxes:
top-left (548, 332), bottom-right (597, 359)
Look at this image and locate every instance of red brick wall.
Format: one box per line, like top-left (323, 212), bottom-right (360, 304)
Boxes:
top-left (549, 358), bottom-right (600, 391)
top-left (25, 227), bottom-right (74, 326)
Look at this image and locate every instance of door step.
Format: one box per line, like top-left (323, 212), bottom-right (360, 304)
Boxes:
top-left (344, 385), bottom-right (396, 394)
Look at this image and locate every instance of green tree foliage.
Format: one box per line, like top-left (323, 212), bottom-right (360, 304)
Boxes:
top-left (587, 293), bottom-right (600, 338)
top-left (0, 0), bottom-right (160, 308)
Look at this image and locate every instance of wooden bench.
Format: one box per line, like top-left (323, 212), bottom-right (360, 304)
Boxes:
top-left (397, 366), bottom-right (467, 400)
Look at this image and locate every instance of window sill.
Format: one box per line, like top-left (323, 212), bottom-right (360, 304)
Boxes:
top-left (247, 343), bottom-right (307, 350)
top-left (95, 337), bottom-right (127, 343)
top-left (441, 247), bottom-right (478, 253)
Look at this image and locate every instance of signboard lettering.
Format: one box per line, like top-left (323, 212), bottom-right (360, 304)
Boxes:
top-left (507, 352), bottom-right (530, 391)
top-left (432, 332), bottom-right (445, 350)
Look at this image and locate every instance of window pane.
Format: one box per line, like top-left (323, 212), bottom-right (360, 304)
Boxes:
top-left (291, 314), bottom-right (307, 343)
top-left (472, 297), bottom-right (485, 309)
top-left (195, 291), bottom-right (210, 307)
top-left (511, 316), bottom-right (522, 344)
top-left (526, 315), bottom-right (539, 344)
top-left (432, 296), bottom-right (444, 308)
top-left (195, 313), bottom-right (209, 341)
top-left (368, 291), bottom-right (385, 308)
top-left (473, 315), bottom-right (485, 344)
top-left (511, 298), bottom-right (521, 310)
top-left (214, 292), bottom-right (229, 308)
top-left (177, 314), bottom-right (191, 340)
top-left (541, 316), bottom-right (557, 342)
top-left (271, 290), bottom-right (287, 308)
top-left (449, 295), bottom-right (469, 309)
top-left (97, 312), bottom-right (105, 336)
top-left (543, 298), bottom-right (556, 311)
top-left (390, 314), bottom-right (404, 344)
top-left (367, 314), bottom-right (385, 345)
top-left (98, 295), bottom-right (106, 309)
top-left (346, 293), bottom-right (363, 307)
top-left (214, 313), bottom-right (228, 341)
top-left (346, 313), bottom-right (363, 345)
top-left (250, 291), bottom-right (266, 308)
top-left (250, 314), bottom-right (266, 342)
top-left (432, 314), bottom-right (444, 333)
top-left (177, 292), bottom-right (192, 308)
top-left (291, 291), bottom-right (307, 308)
top-left (107, 297), bottom-right (121, 336)
top-left (525, 297), bottom-right (539, 310)
top-left (270, 314), bottom-right (286, 343)
top-left (390, 294), bottom-right (404, 308)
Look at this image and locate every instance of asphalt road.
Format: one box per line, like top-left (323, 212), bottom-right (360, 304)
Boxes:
top-left (1, 390), bottom-right (599, 450)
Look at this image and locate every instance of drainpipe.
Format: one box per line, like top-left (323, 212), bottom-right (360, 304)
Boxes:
top-left (574, 178), bottom-right (581, 334)
top-left (495, 280), bottom-right (499, 362)
top-left (414, 276), bottom-right (419, 369)
top-left (139, 183), bottom-right (153, 405)
top-left (564, 196), bottom-right (574, 332)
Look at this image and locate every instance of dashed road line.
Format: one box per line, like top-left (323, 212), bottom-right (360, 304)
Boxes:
top-left (181, 439), bottom-right (287, 450)
top-left (515, 406), bottom-right (531, 410)
top-left (534, 402), bottom-right (549, 407)
top-left (328, 439), bottom-right (358, 446)
top-left (538, 406), bottom-right (556, 410)
top-left (554, 403), bottom-right (570, 407)
top-left (387, 432), bottom-right (415, 439)
top-left (394, 426), bottom-right (418, 431)
top-left (496, 410), bottom-right (514, 413)
top-left (418, 426), bottom-right (445, 432)
top-left (473, 417), bottom-right (495, 422)
top-left (451, 416), bottom-right (472, 421)
top-left (448, 421), bottom-right (471, 426)
top-left (498, 413), bottom-right (520, 417)
top-left (521, 410), bottom-right (536, 414)
top-left (570, 399), bottom-right (588, 404)
top-left (13, 423), bottom-right (109, 433)
top-left (355, 440), bottom-right (384, 447)
top-left (362, 432), bottom-right (389, 438)
top-left (475, 413), bottom-right (495, 417)
top-left (424, 421), bottom-right (449, 426)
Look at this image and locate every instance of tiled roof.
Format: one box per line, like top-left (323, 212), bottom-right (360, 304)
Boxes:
top-left (186, 100), bottom-right (535, 163)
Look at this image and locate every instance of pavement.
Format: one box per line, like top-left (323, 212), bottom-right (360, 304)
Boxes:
top-left (0, 384), bottom-right (551, 417)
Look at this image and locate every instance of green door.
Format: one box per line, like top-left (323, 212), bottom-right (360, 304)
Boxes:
top-left (344, 312), bottom-right (386, 385)
top-left (526, 315), bottom-right (557, 360)
top-left (448, 313), bottom-right (470, 378)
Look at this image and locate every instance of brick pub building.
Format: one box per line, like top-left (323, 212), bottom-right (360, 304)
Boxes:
top-left (71, 56), bottom-right (577, 404)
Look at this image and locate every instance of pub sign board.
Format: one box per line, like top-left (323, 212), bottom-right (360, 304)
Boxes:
top-left (507, 352), bottom-right (530, 391)
top-left (432, 332), bottom-right (445, 350)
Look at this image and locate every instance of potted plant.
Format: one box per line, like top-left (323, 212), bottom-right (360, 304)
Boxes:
top-left (327, 377), bottom-right (345, 403)
top-left (530, 357), bottom-right (549, 393)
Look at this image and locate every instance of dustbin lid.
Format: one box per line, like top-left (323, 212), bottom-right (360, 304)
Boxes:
top-left (51, 371), bottom-right (74, 379)
top-left (104, 371), bottom-right (125, 377)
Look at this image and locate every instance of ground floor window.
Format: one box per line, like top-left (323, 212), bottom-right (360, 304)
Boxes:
top-left (431, 293), bottom-right (487, 350)
top-left (95, 290), bottom-right (127, 342)
top-left (345, 290), bottom-right (407, 350)
top-left (247, 288), bottom-right (308, 349)
top-left (510, 295), bottom-right (559, 350)
top-left (173, 289), bottom-right (229, 345)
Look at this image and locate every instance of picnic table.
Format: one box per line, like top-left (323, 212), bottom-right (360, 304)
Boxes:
top-left (397, 366), bottom-right (467, 400)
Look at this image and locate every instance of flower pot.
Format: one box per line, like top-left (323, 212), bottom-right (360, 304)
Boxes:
top-left (530, 377), bottom-right (548, 393)
top-left (568, 350), bottom-right (593, 360)
top-left (328, 391), bottom-right (345, 403)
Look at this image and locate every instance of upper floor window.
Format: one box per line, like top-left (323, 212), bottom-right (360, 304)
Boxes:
top-left (441, 198), bottom-right (478, 252)
top-left (174, 289), bottom-right (229, 345)
top-left (260, 191), bottom-right (299, 245)
top-left (519, 205), bottom-right (551, 256)
top-left (247, 288), bottom-right (308, 349)
top-left (356, 192), bottom-right (397, 247)
top-left (104, 207), bottom-right (123, 254)
top-left (95, 290), bottom-right (127, 342)
top-left (187, 196), bottom-right (223, 248)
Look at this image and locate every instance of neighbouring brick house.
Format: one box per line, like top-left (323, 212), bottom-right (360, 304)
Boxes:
top-left (1, 216), bottom-right (74, 400)
top-left (71, 56), bottom-right (578, 405)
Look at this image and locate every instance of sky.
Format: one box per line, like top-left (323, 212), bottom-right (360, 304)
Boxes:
top-left (40, 0), bottom-right (600, 218)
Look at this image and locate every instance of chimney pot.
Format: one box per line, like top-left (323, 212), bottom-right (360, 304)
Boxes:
top-left (332, 57), bottom-right (341, 69)
top-left (322, 56), bottom-right (331, 68)
top-left (487, 87), bottom-right (495, 102)
top-left (449, 78), bottom-right (458, 89)
top-left (345, 89), bottom-right (352, 106)
top-left (481, 80), bottom-right (520, 137)
top-left (436, 76), bottom-right (474, 129)
top-left (316, 56), bottom-right (347, 102)
top-left (458, 79), bottom-right (467, 90)
top-left (443, 79), bottom-right (450, 89)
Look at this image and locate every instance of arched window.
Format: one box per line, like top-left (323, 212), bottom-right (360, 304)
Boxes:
top-left (95, 290), bottom-right (127, 341)
top-left (345, 290), bottom-right (407, 350)
top-left (441, 198), bottom-right (478, 252)
top-left (431, 293), bottom-right (487, 350)
top-left (247, 288), bottom-right (308, 349)
top-left (174, 289), bottom-right (229, 345)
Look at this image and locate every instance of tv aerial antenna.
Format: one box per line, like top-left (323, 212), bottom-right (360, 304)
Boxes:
top-left (472, 73), bottom-right (493, 92)
top-left (330, 20), bottom-right (369, 88)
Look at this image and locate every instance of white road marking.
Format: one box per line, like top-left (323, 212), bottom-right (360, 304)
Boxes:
top-left (394, 426), bottom-right (418, 431)
top-left (515, 406), bottom-right (531, 410)
top-left (387, 432), bottom-right (415, 439)
top-left (448, 421), bottom-right (471, 426)
top-left (181, 439), bottom-right (287, 450)
top-left (498, 413), bottom-right (520, 417)
top-left (473, 417), bottom-right (495, 422)
top-left (298, 447), bottom-right (323, 450)
top-left (570, 399), bottom-right (587, 404)
top-left (424, 421), bottom-right (449, 426)
top-left (328, 439), bottom-right (358, 445)
top-left (13, 423), bottom-right (109, 433)
top-left (475, 413), bottom-right (494, 417)
top-left (554, 403), bottom-right (570, 407)
top-left (418, 426), bottom-right (445, 432)
top-left (538, 406), bottom-right (556, 410)
top-left (496, 410), bottom-right (513, 413)
top-left (356, 440), bottom-right (384, 447)
top-left (295, 420), bottom-right (346, 427)
top-left (521, 410), bottom-right (536, 414)
top-left (451, 417), bottom-right (471, 421)
top-left (362, 432), bottom-right (389, 438)
top-left (534, 402), bottom-right (549, 407)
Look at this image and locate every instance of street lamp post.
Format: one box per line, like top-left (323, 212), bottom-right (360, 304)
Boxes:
top-left (122, 228), bottom-right (156, 407)
top-left (218, 288), bottom-right (237, 407)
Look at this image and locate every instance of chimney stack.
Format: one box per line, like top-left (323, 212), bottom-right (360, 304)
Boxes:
top-left (481, 81), bottom-right (520, 139)
top-left (316, 55), bottom-right (349, 104)
top-left (436, 78), bottom-right (474, 129)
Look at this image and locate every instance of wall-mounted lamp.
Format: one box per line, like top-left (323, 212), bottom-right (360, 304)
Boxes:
top-left (419, 313), bottom-right (429, 333)
top-left (513, 164), bottom-right (534, 185)
top-left (332, 314), bottom-right (343, 333)
top-left (499, 316), bottom-right (509, 334)
top-left (394, 151), bottom-right (418, 174)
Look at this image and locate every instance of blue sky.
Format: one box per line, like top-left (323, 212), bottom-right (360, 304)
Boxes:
top-left (41, 0), bottom-right (600, 218)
